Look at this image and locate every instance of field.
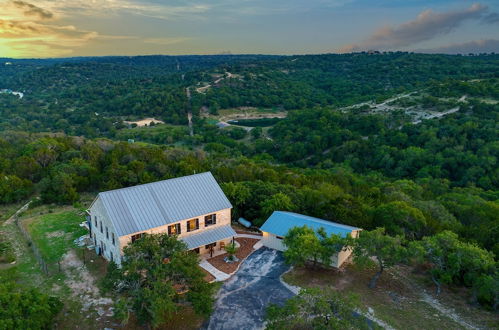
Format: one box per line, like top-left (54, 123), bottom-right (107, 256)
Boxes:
top-left (204, 107), bottom-right (287, 124)
top-left (283, 263), bottom-right (499, 329)
top-left (0, 203), bottom-right (120, 329)
top-left (0, 201), bottom-right (218, 329)
top-left (25, 211), bottom-right (87, 263)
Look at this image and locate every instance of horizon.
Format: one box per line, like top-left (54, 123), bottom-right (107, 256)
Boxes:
top-left (3, 50), bottom-right (499, 61)
top-left (1, 0), bottom-right (499, 58)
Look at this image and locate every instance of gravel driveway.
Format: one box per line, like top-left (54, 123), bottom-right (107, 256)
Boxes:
top-left (205, 247), bottom-right (294, 330)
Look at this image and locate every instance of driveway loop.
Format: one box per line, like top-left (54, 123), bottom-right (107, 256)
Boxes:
top-left (205, 247), bottom-right (294, 330)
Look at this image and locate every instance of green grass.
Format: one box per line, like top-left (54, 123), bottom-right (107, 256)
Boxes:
top-left (26, 211), bottom-right (87, 263)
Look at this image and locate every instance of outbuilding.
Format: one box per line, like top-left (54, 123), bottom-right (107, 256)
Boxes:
top-left (260, 211), bottom-right (361, 267)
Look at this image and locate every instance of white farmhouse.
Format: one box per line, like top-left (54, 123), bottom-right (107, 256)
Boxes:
top-left (260, 211), bottom-right (361, 268)
top-left (87, 172), bottom-right (235, 265)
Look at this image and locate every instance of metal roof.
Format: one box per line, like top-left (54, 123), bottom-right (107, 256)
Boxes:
top-left (260, 211), bottom-right (360, 238)
top-left (181, 225), bottom-right (236, 250)
top-left (98, 172), bottom-right (232, 236)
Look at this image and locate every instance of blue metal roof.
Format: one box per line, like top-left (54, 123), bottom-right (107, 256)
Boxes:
top-left (181, 225), bottom-right (236, 250)
top-left (98, 172), bottom-right (232, 236)
top-left (260, 211), bottom-right (359, 238)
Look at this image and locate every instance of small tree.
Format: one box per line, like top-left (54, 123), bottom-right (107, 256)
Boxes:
top-left (266, 288), bottom-right (371, 329)
top-left (351, 228), bottom-right (407, 288)
top-left (283, 226), bottom-right (325, 268)
top-left (283, 226), bottom-right (346, 268)
top-left (106, 233), bottom-right (215, 328)
top-left (224, 241), bottom-right (238, 262)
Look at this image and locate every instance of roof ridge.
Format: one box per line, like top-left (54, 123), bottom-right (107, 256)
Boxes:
top-left (99, 171), bottom-right (213, 195)
top-left (275, 211), bottom-right (359, 230)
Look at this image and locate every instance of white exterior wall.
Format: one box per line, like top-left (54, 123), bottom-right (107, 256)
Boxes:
top-left (262, 229), bottom-right (361, 268)
top-left (261, 232), bottom-right (286, 251)
top-left (89, 197), bottom-right (233, 265)
top-left (118, 208), bottom-right (232, 253)
top-left (89, 197), bottom-right (121, 264)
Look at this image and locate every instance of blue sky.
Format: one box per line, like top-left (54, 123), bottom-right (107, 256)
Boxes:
top-left (1, 0), bottom-right (498, 57)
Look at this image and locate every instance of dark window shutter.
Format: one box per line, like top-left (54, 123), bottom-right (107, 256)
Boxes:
top-left (177, 223), bottom-right (181, 235)
top-left (168, 225), bottom-right (172, 236)
top-left (196, 218), bottom-right (199, 230)
top-left (213, 214), bottom-right (217, 224)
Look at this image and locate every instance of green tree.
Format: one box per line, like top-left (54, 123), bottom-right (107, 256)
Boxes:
top-left (411, 231), bottom-right (496, 298)
top-left (283, 226), bottom-right (346, 268)
top-left (106, 233), bottom-right (215, 328)
top-left (266, 288), bottom-right (372, 330)
top-left (261, 192), bottom-right (295, 217)
top-left (0, 282), bottom-right (62, 329)
top-left (283, 226), bottom-right (325, 268)
top-left (373, 201), bottom-right (427, 239)
top-left (351, 228), bottom-right (407, 288)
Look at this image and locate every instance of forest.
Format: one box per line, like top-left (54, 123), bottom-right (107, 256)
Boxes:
top-left (0, 53), bottom-right (498, 324)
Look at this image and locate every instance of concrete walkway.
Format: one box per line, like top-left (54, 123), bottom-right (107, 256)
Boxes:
top-left (200, 260), bottom-right (230, 281)
top-left (234, 233), bottom-right (262, 239)
top-left (199, 233), bottom-right (262, 281)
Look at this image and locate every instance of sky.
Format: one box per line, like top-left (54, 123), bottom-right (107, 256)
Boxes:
top-left (1, 0), bottom-right (498, 58)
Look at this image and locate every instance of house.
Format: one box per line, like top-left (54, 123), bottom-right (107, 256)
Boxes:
top-left (260, 211), bottom-right (361, 268)
top-left (87, 172), bottom-right (236, 265)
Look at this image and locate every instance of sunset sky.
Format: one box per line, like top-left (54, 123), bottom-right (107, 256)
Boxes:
top-left (1, 0), bottom-right (498, 58)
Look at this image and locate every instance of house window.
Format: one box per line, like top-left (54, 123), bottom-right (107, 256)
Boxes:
top-left (168, 223), bottom-right (181, 236)
top-left (193, 248), bottom-right (200, 254)
top-left (204, 214), bottom-right (216, 227)
top-left (106, 227), bottom-right (109, 239)
top-left (100, 221), bottom-right (103, 233)
top-left (110, 252), bottom-right (114, 262)
top-left (205, 242), bottom-right (216, 249)
top-left (94, 216), bottom-right (97, 227)
top-left (131, 233), bottom-right (145, 243)
top-left (112, 233), bottom-right (115, 246)
top-left (187, 219), bottom-right (199, 232)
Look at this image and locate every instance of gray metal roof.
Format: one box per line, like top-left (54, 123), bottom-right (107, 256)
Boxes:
top-left (260, 211), bottom-right (360, 238)
top-left (98, 172), bottom-right (232, 236)
top-left (181, 225), bottom-right (236, 249)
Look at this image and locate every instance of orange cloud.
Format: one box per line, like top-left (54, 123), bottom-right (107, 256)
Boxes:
top-left (0, 0), bottom-right (98, 57)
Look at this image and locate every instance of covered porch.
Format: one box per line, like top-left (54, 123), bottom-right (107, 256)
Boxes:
top-left (182, 224), bottom-right (237, 258)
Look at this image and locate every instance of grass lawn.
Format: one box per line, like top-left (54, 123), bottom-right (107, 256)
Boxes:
top-left (283, 263), bottom-right (498, 329)
top-left (25, 210), bottom-right (87, 263)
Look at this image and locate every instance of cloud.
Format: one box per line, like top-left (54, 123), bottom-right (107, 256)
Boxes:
top-left (0, 0), bottom-right (99, 57)
top-left (11, 0), bottom-right (53, 19)
top-left (339, 3), bottom-right (499, 52)
top-left (415, 39), bottom-right (499, 54)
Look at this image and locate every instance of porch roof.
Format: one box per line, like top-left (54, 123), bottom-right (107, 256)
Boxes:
top-left (181, 225), bottom-right (236, 250)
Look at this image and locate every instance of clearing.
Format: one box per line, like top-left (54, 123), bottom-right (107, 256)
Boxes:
top-left (283, 263), bottom-right (498, 330)
top-left (123, 117), bottom-right (164, 127)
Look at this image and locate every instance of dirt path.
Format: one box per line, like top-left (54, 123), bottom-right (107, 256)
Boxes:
top-left (395, 269), bottom-right (480, 330)
top-left (186, 87), bottom-right (194, 136)
top-left (3, 201), bottom-right (31, 226)
top-left (60, 250), bottom-right (114, 319)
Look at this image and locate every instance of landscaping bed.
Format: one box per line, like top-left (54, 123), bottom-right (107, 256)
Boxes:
top-left (207, 238), bottom-right (259, 274)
